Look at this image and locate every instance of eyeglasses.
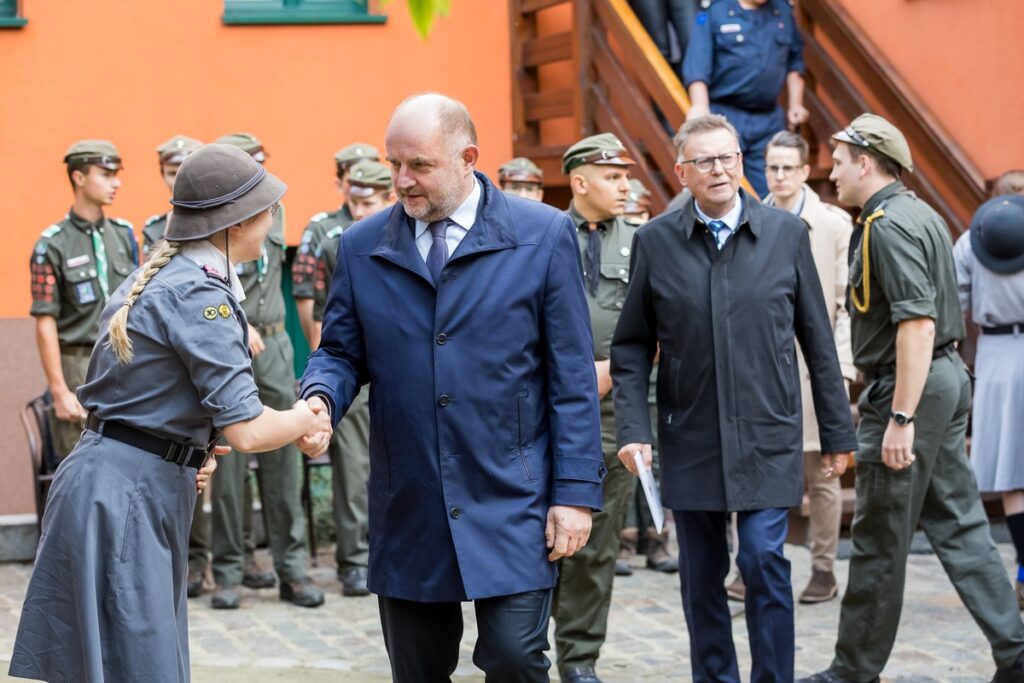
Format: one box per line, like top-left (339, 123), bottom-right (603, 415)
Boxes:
top-left (767, 164), bottom-right (802, 177)
top-left (842, 126), bottom-right (871, 148)
top-left (679, 152), bottom-right (742, 174)
top-left (269, 202), bottom-right (281, 217)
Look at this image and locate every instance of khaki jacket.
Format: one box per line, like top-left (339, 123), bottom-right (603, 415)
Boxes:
top-left (770, 185), bottom-right (855, 451)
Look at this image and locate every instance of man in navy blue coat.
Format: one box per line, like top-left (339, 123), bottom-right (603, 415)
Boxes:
top-left (300, 93), bottom-right (606, 682)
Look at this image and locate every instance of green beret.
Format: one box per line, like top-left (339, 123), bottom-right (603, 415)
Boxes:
top-left (64, 139), bottom-right (122, 171)
top-left (334, 142), bottom-right (380, 170)
top-left (215, 132), bottom-right (266, 163)
top-left (156, 135), bottom-right (203, 165)
top-left (347, 160), bottom-right (393, 197)
top-left (562, 133), bottom-right (636, 175)
top-left (832, 113), bottom-right (914, 173)
top-left (498, 157), bottom-right (543, 185)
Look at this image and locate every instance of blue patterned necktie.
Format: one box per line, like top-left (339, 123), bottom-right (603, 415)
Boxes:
top-left (585, 222), bottom-right (602, 296)
top-left (426, 219), bottom-right (450, 283)
top-left (708, 219), bottom-right (733, 250)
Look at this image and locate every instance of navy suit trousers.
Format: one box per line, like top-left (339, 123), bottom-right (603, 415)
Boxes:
top-left (674, 508), bottom-right (793, 683)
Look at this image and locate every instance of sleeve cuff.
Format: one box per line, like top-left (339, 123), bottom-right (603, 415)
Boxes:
top-left (890, 298), bottom-right (937, 324)
top-left (212, 395), bottom-right (264, 429)
top-left (552, 479), bottom-right (605, 512)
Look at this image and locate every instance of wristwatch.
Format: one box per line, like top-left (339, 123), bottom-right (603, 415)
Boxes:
top-left (891, 410), bottom-right (915, 426)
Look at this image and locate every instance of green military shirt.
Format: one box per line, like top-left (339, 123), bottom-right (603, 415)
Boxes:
top-left (312, 225), bottom-right (346, 323)
top-left (848, 181), bottom-right (965, 371)
top-left (30, 210), bottom-right (139, 346)
top-left (568, 204), bottom-right (638, 361)
top-left (292, 204), bottom-right (353, 299)
top-left (236, 206), bottom-right (288, 327)
top-left (142, 212), bottom-right (169, 258)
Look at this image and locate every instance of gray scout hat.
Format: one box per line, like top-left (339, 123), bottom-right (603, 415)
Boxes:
top-left (498, 157), bottom-right (544, 185)
top-left (334, 142), bottom-right (380, 171)
top-left (64, 139), bottom-right (122, 171)
top-left (157, 135), bottom-right (203, 165)
top-left (215, 132), bottom-right (267, 163)
top-left (832, 113), bottom-right (914, 173)
top-left (347, 160), bottom-right (393, 198)
top-left (969, 195), bottom-right (1024, 275)
top-left (562, 133), bottom-right (636, 175)
top-left (164, 144), bottom-right (286, 241)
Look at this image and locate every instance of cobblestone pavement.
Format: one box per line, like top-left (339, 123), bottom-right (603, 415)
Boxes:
top-left (1, 537), bottom-right (1017, 682)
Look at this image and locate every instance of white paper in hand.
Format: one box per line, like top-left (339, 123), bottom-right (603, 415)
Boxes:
top-left (634, 450), bottom-right (665, 533)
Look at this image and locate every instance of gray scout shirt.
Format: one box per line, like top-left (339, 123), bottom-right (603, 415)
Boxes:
top-left (79, 244), bottom-right (263, 448)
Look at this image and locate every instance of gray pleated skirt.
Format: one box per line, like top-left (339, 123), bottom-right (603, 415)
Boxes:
top-left (9, 430), bottom-right (198, 683)
top-left (971, 333), bottom-right (1024, 492)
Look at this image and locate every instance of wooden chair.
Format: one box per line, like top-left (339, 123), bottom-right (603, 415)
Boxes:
top-left (19, 392), bottom-right (59, 534)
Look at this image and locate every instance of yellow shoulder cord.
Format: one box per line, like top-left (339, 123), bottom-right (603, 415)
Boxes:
top-left (850, 209), bottom-right (886, 314)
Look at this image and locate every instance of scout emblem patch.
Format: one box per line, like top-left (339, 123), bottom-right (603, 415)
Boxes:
top-left (75, 281), bottom-right (97, 304)
top-left (218, 304), bottom-right (231, 318)
top-left (203, 306), bottom-right (218, 320)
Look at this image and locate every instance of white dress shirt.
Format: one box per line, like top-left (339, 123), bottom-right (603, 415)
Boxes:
top-left (694, 194), bottom-right (743, 249)
top-left (413, 177), bottom-right (482, 262)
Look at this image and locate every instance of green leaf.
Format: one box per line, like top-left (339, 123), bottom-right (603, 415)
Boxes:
top-left (380, 0), bottom-right (450, 39)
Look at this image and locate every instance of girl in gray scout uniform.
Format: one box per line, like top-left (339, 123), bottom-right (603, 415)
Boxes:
top-left (9, 144), bottom-right (331, 683)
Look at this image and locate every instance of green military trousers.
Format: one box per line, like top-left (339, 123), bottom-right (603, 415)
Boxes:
top-left (211, 331), bottom-right (309, 587)
top-left (833, 354), bottom-right (1024, 679)
top-left (553, 399), bottom-right (637, 672)
top-left (49, 347), bottom-right (91, 458)
top-left (330, 389), bottom-right (370, 572)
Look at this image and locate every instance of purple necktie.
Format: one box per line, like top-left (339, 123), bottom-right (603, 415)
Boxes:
top-left (426, 219), bottom-right (450, 283)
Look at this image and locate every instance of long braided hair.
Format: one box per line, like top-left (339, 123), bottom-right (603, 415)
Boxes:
top-left (106, 239), bottom-right (182, 364)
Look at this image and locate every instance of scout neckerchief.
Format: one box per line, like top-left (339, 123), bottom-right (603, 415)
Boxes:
top-left (256, 244), bottom-right (269, 282)
top-left (90, 223), bottom-right (110, 301)
top-left (850, 208), bottom-right (886, 314)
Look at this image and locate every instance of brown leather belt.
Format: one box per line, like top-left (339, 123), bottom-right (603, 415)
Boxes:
top-left (255, 321), bottom-right (286, 338)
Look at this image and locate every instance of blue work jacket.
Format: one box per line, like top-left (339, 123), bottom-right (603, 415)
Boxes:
top-left (301, 172), bottom-right (605, 602)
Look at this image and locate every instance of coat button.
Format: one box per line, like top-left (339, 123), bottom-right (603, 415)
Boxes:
top-left (438, 395), bottom-right (450, 407)
top-left (450, 507), bottom-right (461, 519)
top-left (436, 333), bottom-right (448, 345)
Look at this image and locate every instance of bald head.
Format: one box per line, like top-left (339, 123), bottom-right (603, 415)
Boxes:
top-left (385, 93), bottom-right (481, 222)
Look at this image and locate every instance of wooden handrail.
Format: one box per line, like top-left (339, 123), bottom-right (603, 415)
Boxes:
top-left (799, 0), bottom-right (987, 230)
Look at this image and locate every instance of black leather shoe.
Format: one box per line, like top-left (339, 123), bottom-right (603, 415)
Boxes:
top-left (614, 558), bottom-right (634, 576)
top-left (797, 670), bottom-right (877, 683)
top-left (279, 578), bottom-right (325, 608)
top-left (993, 650), bottom-right (1024, 683)
top-left (211, 585), bottom-right (241, 609)
top-left (241, 558), bottom-right (276, 589)
top-left (561, 665), bottom-right (602, 683)
top-left (186, 569), bottom-right (204, 598)
top-left (341, 567), bottom-right (370, 596)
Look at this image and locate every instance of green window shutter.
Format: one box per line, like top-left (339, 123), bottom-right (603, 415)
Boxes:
top-left (223, 0), bottom-right (387, 25)
top-left (0, 0), bottom-right (27, 28)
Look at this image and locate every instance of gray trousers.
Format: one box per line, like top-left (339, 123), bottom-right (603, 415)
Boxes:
top-left (331, 389), bottom-right (370, 571)
top-left (211, 331), bottom-right (308, 586)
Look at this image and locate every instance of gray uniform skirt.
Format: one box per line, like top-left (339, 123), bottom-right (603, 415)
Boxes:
top-left (9, 430), bottom-right (198, 682)
top-left (971, 333), bottom-right (1024, 492)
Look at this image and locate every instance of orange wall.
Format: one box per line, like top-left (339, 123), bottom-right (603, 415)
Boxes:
top-left (0, 0), bottom-right (512, 320)
top-left (832, 0), bottom-right (1024, 180)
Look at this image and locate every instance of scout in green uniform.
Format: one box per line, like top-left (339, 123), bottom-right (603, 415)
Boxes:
top-left (30, 140), bottom-right (139, 459)
top-left (293, 142), bottom-right (379, 347)
top-left (498, 156), bottom-right (544, 202)
top-left (551, 133), bottom-right (638, 683)
top-left (800, 114), bottom-right (1024, 683)
top-left (312, 160), bottom-right (395, 596)
top-left (142, 135), bottom-right (202, 258)
top-left (207, 132), bottom-right (325, 609)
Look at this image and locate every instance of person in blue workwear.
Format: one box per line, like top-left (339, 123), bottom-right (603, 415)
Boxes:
top-left (683, 0), bottom-right (807, 198)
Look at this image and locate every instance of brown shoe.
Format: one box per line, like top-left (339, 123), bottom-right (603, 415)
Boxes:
top-left (617, 528), bottom-right (638, 576)
top-left (641, 529), bottom-right (678, 573)
top-left (1016, 581), bottom-right (1024, 611)
top-left (725, 573), bottom-right (745, 602)
top-left (799, 569), bottom-right (838, 604)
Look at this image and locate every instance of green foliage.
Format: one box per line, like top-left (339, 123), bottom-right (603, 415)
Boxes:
top-left (378, 0), bottom-right (450, 38)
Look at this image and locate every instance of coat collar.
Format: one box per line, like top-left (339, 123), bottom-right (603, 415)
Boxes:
top-left (860, 180), bottom-right (905, 222)
top-left (369, 171), bottom-right (517, 285)
top-left (680, 189), bottom-right (762, 240)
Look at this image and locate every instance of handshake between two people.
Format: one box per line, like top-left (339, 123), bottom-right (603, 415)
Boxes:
top-left (293, 395), bottom-right (333, 458)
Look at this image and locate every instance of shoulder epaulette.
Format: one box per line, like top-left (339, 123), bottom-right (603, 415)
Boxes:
top-left (110, 217), bottom-right (134, 230)
top-left (325, 226), bottom-right (345, 240)
top-left (310, 211), bottom-right (329, 223)
top-left (144, 214), bottom-right (164, 227)
top-left (40, 224), bottom-right (62, 239)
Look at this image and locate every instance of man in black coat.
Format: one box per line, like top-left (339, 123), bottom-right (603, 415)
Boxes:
top-left (610, 114), bottom-right (857, 682)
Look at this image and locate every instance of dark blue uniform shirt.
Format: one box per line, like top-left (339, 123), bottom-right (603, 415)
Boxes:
top-left (683, 0), bottom-right (804, 111)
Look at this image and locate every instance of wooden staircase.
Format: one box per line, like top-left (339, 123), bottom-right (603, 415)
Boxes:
top-left (508, 0), bottom-right (989, 230)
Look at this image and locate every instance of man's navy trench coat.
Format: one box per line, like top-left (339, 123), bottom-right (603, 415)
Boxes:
top-left (611, 192), bottom-right (858, 512)
top-left (301, 173), bottom-right (606, 602)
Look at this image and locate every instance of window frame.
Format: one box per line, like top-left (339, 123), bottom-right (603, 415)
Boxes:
top-left (0, 0), bottom-right (26, 28)
top-left (222, 0), bottom-right (387, 26)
